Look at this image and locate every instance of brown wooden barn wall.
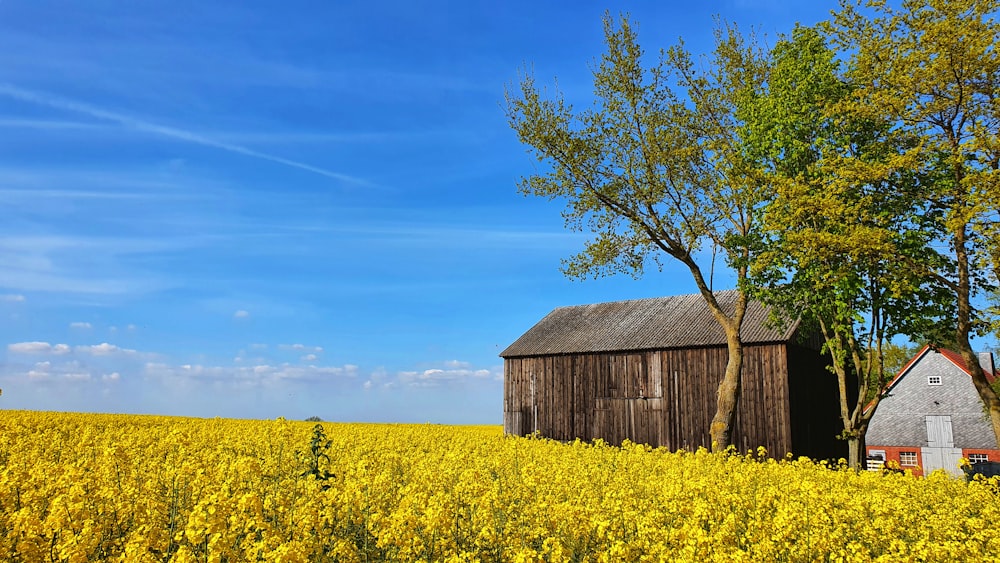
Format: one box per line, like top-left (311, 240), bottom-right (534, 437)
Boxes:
top-left (503, 344), bottom-right (808, 455)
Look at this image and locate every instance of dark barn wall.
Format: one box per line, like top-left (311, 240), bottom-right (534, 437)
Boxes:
top-left (503, 343), bottom-right (835, 456)
top-left (786, 345), bottom-right (846, 460)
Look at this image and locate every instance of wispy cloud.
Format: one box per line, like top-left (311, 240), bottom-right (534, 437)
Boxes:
top-left (0, 117), bottom-right (103, 131)
top-left (233, 310), bottom-right (250, 319)
top-left (0, 235), bottom-right (178, 295)
top-left (0, 294), bottom-right (26, 303)
top-left (15, 359), bottom-right (120, 384)
top-left (69, 321), bottom-right (92, 329)
top-left (144, 362), bottom-right (360, 384)
top-left (77, 342), bottom-right (141, 357)
top-left (0, 83), bottom-right (368, 185)
top-left (8, 340), bottom-right (149, 358)
top-left (279, 343), bottom-right (323, 353)
top-left (397, 367), bottom-right (496, 387)
top-left (365, 360), bottom-right (502, 390)
top-left (8, 341), bottom-right (72, 354)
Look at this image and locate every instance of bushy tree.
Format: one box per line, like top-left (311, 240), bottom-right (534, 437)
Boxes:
top-left (828, 0), bottom-right (1000, 445)
top-left (747, 25), bottom-right (945, 469)
top-left (506, 14), bottom-right (772, 451)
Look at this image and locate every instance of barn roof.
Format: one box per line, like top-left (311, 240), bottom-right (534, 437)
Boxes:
top-left (500, 290), bottom-right (799, 358)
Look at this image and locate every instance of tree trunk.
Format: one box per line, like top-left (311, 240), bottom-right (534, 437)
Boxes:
top-left (846, 436), bottom-right (863, 469)
top-left (953, 225), bottom-right (1000, 447)
top-left (956, 344), bottom-right (1000, 448)
top-left (710, 325), bottom-right (744, 452)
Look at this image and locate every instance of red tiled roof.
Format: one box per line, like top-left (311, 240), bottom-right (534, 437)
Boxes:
top-left (936, 347), bottom-right (998, 383)
top-left (863, 345), bottom-right (998, 414)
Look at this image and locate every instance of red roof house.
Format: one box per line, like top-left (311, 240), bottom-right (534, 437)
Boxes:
top-left (865, 345), bottom-right (999, 476)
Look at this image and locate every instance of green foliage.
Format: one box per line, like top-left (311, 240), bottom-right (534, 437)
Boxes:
top-left (742, 23), bottom-right (956, 468)
top-left (826, 0), bottom-right (1000, 448)
top-left (505, 13), bottom-right (770, 286)
top-left (299, 424), bottom-right (335, 485)
top-left (879, 342), bottom-right (920, 381)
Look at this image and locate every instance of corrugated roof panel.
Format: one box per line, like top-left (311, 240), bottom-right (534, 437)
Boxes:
top-left (500, 290), bottom-right (798, 358)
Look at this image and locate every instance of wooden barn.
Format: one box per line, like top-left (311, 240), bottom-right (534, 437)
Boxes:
top-left (501, 291), bottom-right (845, 459)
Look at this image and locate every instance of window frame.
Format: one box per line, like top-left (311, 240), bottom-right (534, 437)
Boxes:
top-left (899, 451), bottom-right (918, 466)
top-left (927, 375), bottom-right (942, 386)
top-left (969, 453), bottom-right (989, 464)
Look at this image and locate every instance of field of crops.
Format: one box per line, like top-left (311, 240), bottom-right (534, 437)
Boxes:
top-left (1, 411), bottom-right (998, 562)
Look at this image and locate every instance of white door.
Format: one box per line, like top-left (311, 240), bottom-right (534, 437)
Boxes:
top-left (925, 415), bottom-right (954, 447)
top-left (922, 415), bottom-right (963, 476)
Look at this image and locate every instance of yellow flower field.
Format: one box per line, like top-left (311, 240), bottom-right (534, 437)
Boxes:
top-left (0, 411), bottom-right (998, 562)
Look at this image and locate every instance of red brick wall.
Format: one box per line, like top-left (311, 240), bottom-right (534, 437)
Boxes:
top-left (866, 445), bottom-right (1000, 477)
top-left (866, 446), bottom-right (926, 475)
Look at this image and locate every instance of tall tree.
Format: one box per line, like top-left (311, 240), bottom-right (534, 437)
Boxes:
top-left (881, 341), bottom-right (923, 382)
top-left (829, 0), bottom-right (1000, 445)
top-left (747, 25), bottom-right (941, 469)
top-left (505, 14), bottom-right (771, 451)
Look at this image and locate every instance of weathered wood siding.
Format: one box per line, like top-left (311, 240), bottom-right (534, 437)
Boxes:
top-left (504, 343), bottom-right (806, 455)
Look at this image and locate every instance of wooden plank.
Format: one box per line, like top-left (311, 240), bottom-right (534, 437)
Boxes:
top-left (650, 351), bottom-right (663, 398)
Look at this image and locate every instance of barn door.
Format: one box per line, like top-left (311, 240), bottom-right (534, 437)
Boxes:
top-left (921, 415), bottom-right (963, 476)
top-left (925, 415), bottom-right (954, 448)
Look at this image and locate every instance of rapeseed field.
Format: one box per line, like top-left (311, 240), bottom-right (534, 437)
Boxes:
top-left (1, 411), bottom-right (997, 562)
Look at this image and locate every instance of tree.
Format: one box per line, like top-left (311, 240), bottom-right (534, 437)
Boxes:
top-left (880, 341), bottom-right (922, 383)
top-left (747, 25), bottom-right (943, 469)
top-left (828, 0), bottom-right (1000, 446)
top-left (506, 14), bottom-right (772, 451)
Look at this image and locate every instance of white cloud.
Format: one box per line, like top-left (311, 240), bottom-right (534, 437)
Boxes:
top-left (63, 372), bottom-right (92, 381)
top-left (25, 361), bottom-right (52, 379)
top-left (9, 341), bottom-right (52, 354)
top-left (144, 361), bottom-right (359, 385)
top-left (279, 343), bottom-right (323, 353)
top-left (396, 363), bottom-right (500, 387)
top-left (8, 341), bottom-right (71, 355)
top-left (0, 294), bottom-right (25, 302)
top-left (18, 359), bottom-right (108, 384)
top-left (69, 321), bottom-right (92, 329)
top-left (301, 354), bottom-right (318, 362)
top-left (127, 324), bottom-right (137, 331)
top-left (233, 310), bottom-right (250, 319)
top-left (77, 342), bottom-right (138, 356)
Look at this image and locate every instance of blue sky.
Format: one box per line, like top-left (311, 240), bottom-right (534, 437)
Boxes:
top-left (0, 0), bottom-right (842, 423)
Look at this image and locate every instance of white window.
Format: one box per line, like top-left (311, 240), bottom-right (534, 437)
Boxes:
top-left (899, 451), bottom-right (918, 466)
top-left (928, 375), bottom-right (942, 385)
top-left (969, 453), bottom-right (990, 463)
